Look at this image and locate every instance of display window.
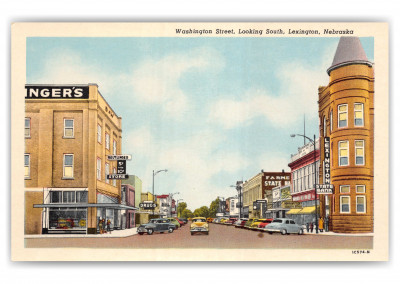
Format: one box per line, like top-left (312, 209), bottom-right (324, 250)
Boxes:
top-left (49, 208), bottom-right (87, 230)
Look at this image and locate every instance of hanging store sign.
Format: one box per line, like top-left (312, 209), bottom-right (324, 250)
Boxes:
top-left (25, 85), bottom-right (89, 99)
top-left (107, 155), bottom-right (132, 160)
top-left (117, 160), bottom-right (126, 174)
top-left (323, 137), bottom-right (331, 184)
top-left (139, 202), bottom-right (157, 209)
top-left (316, 184), bottom-right (334, 194)
top-left (107, 174), bottom-right (129, 179)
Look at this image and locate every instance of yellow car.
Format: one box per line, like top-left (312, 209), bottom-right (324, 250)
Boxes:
top-left (249, 218), bottom-right (268, 230)
top-left (220, 218), bottom-right (228, 224)
top-left (190, 217), bottom-right (209, 235)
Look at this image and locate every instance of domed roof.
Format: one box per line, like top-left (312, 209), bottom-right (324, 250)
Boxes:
top-left (327, 37), bottom-right (372, 75)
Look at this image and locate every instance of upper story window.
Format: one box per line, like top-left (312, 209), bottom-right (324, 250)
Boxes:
top-left (97, 158), bottom-right (101, 180)
top-left (354, 103), bottom-right (364, 126)
top-left (24, 154), bottom-right (30, 179)
top-left (105, 132), bottom-right (110, 150)
top-left (76, 191), bottom-right (88, 203)
top-left (340, 196), bottom-right (350, 213)
top-left (339, 140), bottom-right (349, 166)
top-left (330, 110), bottom-right (333, 132)
top-left (63, 191), bottom-right (76, 203)
top-left (355, 140), bottom-right (365, 165)
top-left (97, 124), bottom-right (102, 143)
top-left (50, 191), bottom-right (62, 203)
top-left (356, 196), bottom-right (366, 213)
top-left (338, 104), bottom-right (348, 128)
top-left (113, 140), bottom-right (117, 155)
top-left (63, 154), bottom-right (74, 178)
top-left (323, 116), bottom-right (327, 136)
top-left (25, 118), bottom-right (31, 138)
top-left (64, 119), bottom-right (74, 138)
top-left (340, 185), bottom-right (350, 193)
top-left (356, 185), bottom-right (366, 193)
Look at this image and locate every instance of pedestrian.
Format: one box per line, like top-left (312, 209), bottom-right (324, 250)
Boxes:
top-left (306, 222), bottom-right (309, 233)
top-left (102, 218), bottom-right (106, 234)
top-left (310, 222), bottom-right (314, 233)
top-left (319, 217), bottom-right (324, 232)
top-left (98, 218), bottom-right (103, 234)
top-left (106, 219), bottom-right (111, 233)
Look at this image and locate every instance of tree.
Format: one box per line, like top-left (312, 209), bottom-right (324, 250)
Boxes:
top-left (193, 206), bottom-right (210, 218)
top-left (181, 209), bottom-right (193, 218)
top-left (177, 202), bottom-right (187, 218)
top-left (209, 198), bottom-right (220, 218)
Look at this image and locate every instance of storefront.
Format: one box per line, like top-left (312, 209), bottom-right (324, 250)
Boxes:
top-left (289, 189), bottom-right (320, 226)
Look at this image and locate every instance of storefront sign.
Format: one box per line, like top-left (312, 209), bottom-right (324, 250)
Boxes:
top-left (316, 184), bottom-right (334, 194)
top-left (117, 160), bottom-right (126, 174)
top-left (25, 85), bottom-right (89, 99)
top-left (272, 188), bottom-right (281, 202)
top-left (323, 137), bottom-right (331, 184)
top-left (107, 155), bottom-right (132, 160)
top-left (107, 174), bottom-right (129, 179)
top-left (139, 202), bottom-right (157, 209)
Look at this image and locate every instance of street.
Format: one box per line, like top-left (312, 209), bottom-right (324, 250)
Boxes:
top-left (25, 223), bottom-right (373, 249)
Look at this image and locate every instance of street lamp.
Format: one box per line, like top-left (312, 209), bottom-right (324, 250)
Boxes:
top-left (291, 133), bottom-right (319, 234)
top-left (152, 169), bottom-right (168, 216)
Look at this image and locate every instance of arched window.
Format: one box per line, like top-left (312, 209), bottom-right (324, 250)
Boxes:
top-left (323, 116), bottom-right (327, 137)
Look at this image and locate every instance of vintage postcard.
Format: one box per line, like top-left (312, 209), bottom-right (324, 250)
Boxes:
top-left (11, 22), bottom-right (389, 261)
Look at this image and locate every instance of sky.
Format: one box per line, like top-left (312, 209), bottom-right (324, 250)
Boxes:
top-left (26, 36), bottom-right (374, 210)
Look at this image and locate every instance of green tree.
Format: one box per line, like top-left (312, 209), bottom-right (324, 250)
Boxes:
top-left (209, 198), bottom-right (220, 218)
top-left (177, 202), bottom-right (187, 218)
top-left (193, 206), bottom-right (210, 218)
top-left (181, 209), bottom-right (193, 218)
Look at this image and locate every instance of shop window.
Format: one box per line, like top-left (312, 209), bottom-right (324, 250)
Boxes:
top-left (97, 124), bottom-right (102, 143)
top-left (339, 140), bottom-right (349, 166)
top-left (25, 118), bottom-right (31, 138)
top-left (356, 185), bottom-right (366, 193)
top-left (24, 154), bottom-right (30, 178)
top-left (340, 196), bottom-right (350, 213)
top-left (105, 132), bottom-right (110, 150)
top-left (76, 191), bottom-right (88, 203)
top-left (63, 191), bottom-right (76, 203)
top-left (64, 119), bottom-right (74, 138)
top-left (97, 158), bottom-right (101, 180)
top-left (354, 103), bottom-right (364, 126)
top-left (63, 154), bottom-right (74, 178)
top-left (49, 208), bottom-right (87, 230)
top-left (356, 196), bottom-right (366, 213)
top-left (355, 140), bottom-right (365, 165)
top-left (50, 191), bottom-right (62, 203)
top-left (105, 163), bottom-right (110, 184)
top-left (338, 104), bottom-right (348, 128)
top-left (113, 140), bottom-right (117, 155)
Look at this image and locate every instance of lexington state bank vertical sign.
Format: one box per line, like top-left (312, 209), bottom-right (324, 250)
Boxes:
top-left (25, 85), bottom-right (90, 99)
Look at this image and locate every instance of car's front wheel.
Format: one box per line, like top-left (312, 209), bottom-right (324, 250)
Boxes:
top-left (147, 229), bottom-right (154, 235)
top-left (281, 229), bottom-right (287, 235)
top-left (168, 227), bottom-right (174, 233)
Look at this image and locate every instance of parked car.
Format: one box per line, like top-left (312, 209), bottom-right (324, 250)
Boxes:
top-left (224, 218), bottom-right (238, 225)
top-left (174, 217), bottom-right (184, 226)
top-left (249, 218), bottom-right (268, 230)
top-left (235, 219), bottom-right (248, 228)
top-left (165, 217), bottom-right (181, 229)
top-left (257, 218), bottom-right (273, 230)
top-left (220, 218), bottom-right (228, 224)
top-left (244, 218), bottom-right (259, 229)
top-left (137, 218), bottom-right (175, 235)
top-left (180, 218), bottom-right (188, 224)
top-left (206, 217), bottom-right (214, 223)
top-left (264, 218), bottom-right (304, 235)
top-left (190, 217), bottom-right (209, 235)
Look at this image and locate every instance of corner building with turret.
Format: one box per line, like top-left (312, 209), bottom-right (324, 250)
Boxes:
top-left (318, 37), bottom-right (374, 233)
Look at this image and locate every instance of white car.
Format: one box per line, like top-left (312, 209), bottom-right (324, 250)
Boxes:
top-left (264, 218), bottom-right (304, 235)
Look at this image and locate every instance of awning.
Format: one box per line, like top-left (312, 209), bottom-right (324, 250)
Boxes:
top-left (298, 206), bottom-right (317, 214)
top-left (33, 203), bottom-right (138, 210)
top-left (286, 209), bottom-right (302, 215)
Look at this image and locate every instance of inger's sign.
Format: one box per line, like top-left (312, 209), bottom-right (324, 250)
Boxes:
top-left (25, 85), bottom-right (89, 99)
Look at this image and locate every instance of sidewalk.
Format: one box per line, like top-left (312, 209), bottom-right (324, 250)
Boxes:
top-left (303, 230), bottom-right (374, 237)
top-left (24, 227), bottom-right (138, 238)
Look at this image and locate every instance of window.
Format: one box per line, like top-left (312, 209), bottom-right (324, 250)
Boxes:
top-left (50, 191), bottom-right (62, 203)
top-left (63, 154), bottom-right (74, 178)
top-left (24, 154), bottom-right (30, 178)
top-left (355, 140), bottom-right (365, 165)
top-left (64, 119), bottom-right (74, 138)
top-left (339, 140), bottom-right (349, 166)
top-left (340, 185), bottom-right (350, 193)
top-left (323, 116), bottom-right (327, 136)
top-left (63, 191), bottom-right (76, 203)
top-left (112, 168), bottom-right (117, 186)
top-left (25, 118), bottom-right (31, 138)
top-left (97, 124), bottom-right (102, 143)
top-left (354, 103), bottom-right (364, 126)
top-left (340, 196), bottom-right (350, 213)
top-left (330, 110), bottom-right (333, 132)
top-left (356, 196), bottom-right (366, 213)
top-left (76, 191), bottom-right (88, 203)
top-left (356, 185), bottom-right (366, 193)
top-left (338, 104), bottom-right (348, 128)
top-left (97, 158), bottom-right (101, 180)
top-left (105, 163), bottom-right (110, 184)
top-left (105, 132), bottom-right (110, 150)
top-left (113, 140), bottom-right (117, 155)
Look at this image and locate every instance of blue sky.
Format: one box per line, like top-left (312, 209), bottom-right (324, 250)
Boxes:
top-left (26, 37), bottom-right (374, 210)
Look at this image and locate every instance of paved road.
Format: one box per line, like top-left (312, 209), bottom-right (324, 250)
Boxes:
top-left (26, 223), bottom-right (373, 249)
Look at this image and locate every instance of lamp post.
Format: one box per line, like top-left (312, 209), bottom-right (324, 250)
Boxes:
top-left (291, 133), bottom-right (319, 234)
top-left (152, 169), bottom-right (168, 216)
